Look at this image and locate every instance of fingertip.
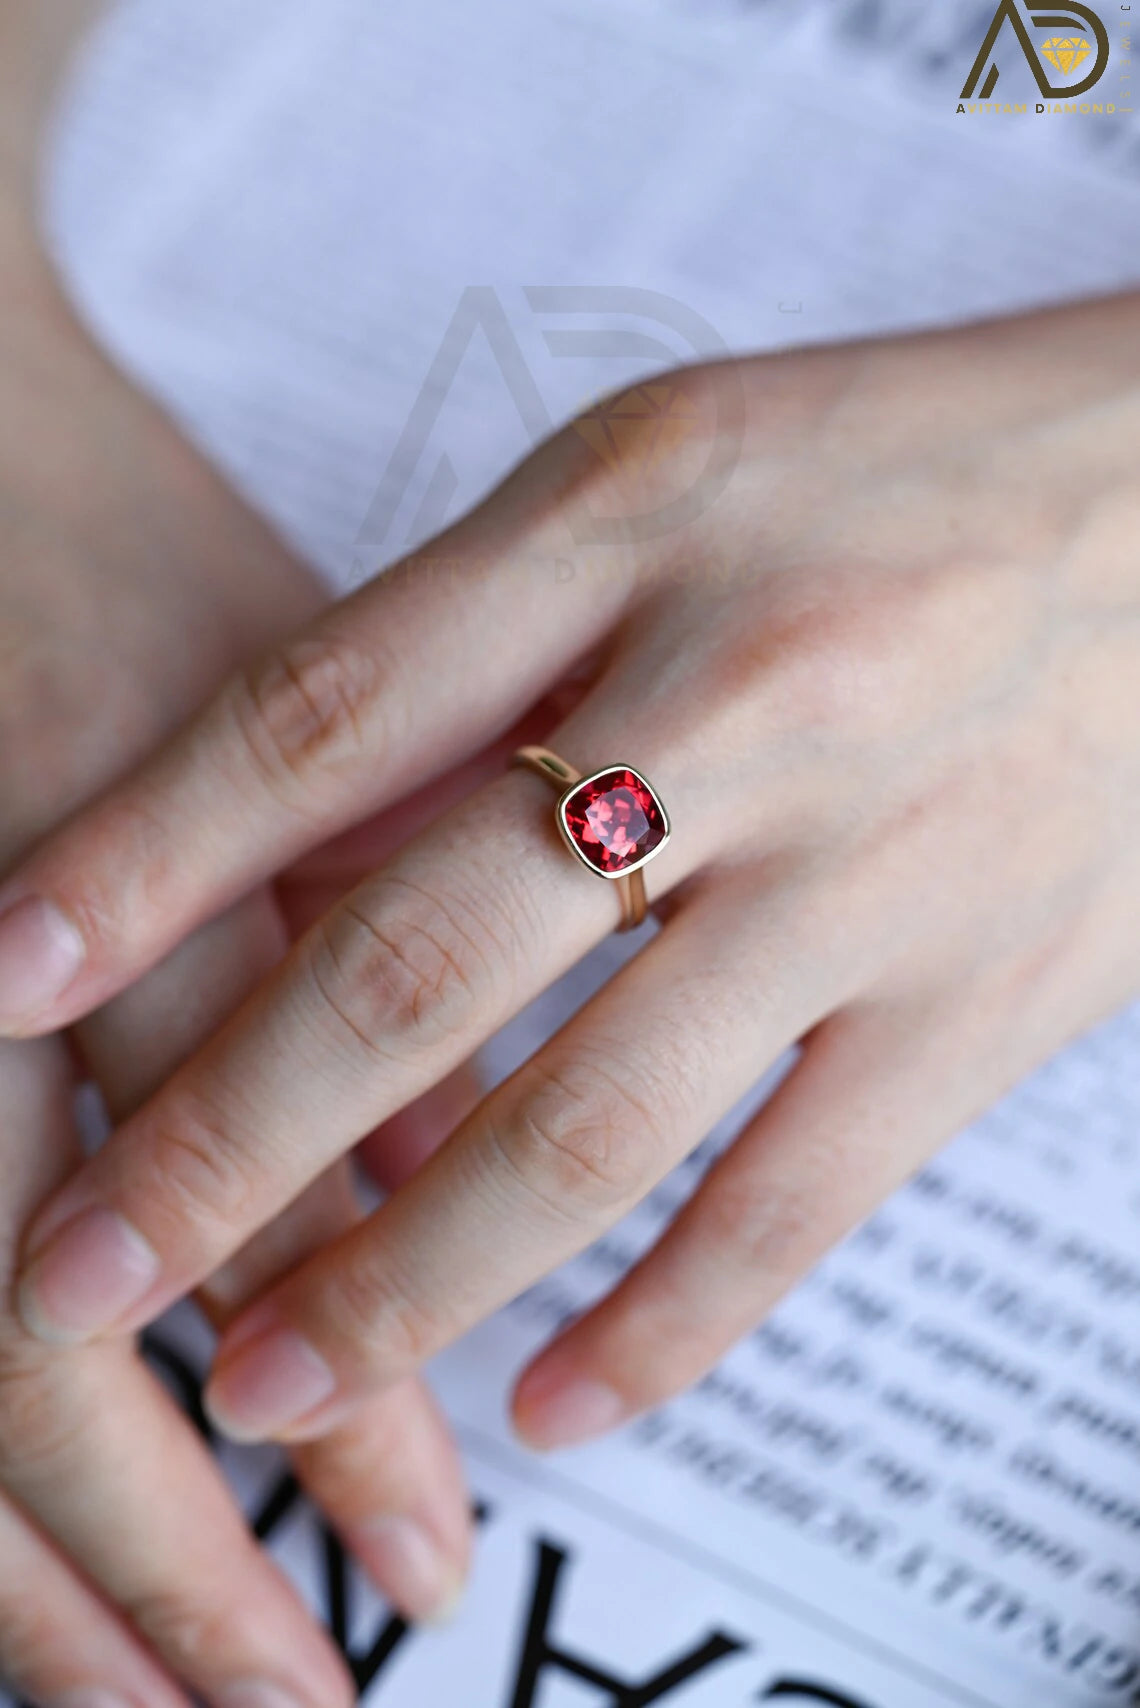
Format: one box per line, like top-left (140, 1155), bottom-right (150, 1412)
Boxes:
top-left (205, 1325), bottom-right (338, 1442)
top-left (511, 1359), bottom-right (629, 1452)
top-left (0, 893), bottom-right (87, 1036)
top-left (17, 1207), bottom-right (162, 1346)
top-left (15, 1268), bottom-right (90, 1347)
top-left (346, 1513), bottom-right (469, 1625)
top-left (214, 1294), bottom-right (283, 1360)
top-left (419, 1578), bottom-right (468, 1628)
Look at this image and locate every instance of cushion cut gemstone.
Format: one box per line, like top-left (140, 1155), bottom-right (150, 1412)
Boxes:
top-left (561, 768), bottom-right (668, 875)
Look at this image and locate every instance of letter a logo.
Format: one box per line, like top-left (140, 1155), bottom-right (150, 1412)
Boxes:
top-left (961, 0), bottom-right (1109, 96)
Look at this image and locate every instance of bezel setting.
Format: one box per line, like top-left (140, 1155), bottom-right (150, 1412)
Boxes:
top-left (556, 764), bottom-right (671, 881)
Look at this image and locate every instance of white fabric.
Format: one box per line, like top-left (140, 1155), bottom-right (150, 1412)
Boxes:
top-left (43, 0), bottom-right (1140, 583)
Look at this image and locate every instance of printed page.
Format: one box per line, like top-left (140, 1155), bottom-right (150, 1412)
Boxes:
top-left (15, 993), bottom-right (1130, 1708)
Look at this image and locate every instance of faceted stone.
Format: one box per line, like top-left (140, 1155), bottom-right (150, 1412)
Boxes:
top-left (1041, 34), bottom-right (1090, 73)
top-left (560, 768), bottom-right (668, 875)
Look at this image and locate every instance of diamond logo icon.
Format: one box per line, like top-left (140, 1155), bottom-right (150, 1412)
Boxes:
top-left (1040, 35), bottom-right (1091, 74)
top-left (573, 382), bottom-right (701, 476)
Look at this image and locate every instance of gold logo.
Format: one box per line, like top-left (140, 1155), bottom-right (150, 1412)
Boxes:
top-left (961, 0), bottom-right (1109, 97)
top-left (1040, 35), bottom-right (1092, 73)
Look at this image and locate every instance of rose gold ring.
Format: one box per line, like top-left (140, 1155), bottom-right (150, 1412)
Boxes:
top-left (512, 745), bottom-right (671, 932)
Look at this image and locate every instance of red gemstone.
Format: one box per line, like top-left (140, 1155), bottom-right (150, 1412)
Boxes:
top-left (560, 768), bottom-right (668, 875)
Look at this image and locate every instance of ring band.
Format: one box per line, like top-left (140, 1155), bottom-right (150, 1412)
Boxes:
top-left (512, 745), bottom-right (671, 932)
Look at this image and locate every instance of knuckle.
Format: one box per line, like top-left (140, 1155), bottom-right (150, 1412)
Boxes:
top-left (705, 1165), bottom-right (827, 1280)
top-left (487, 1057), bottom-right (652, 1214)
top-left (228, 630), bottom-right (387, 806)
top-left (323, 1248), bottom-right (436, 1370)
top-left (66, 795), bottom-right (185, 963)
top-left (0, 1349), bottom-right (87, 1478)
top-left (144, 1095), bottom-right (260, 1235)
top-left (124, 1584), bottom-right (238, 1674)
top-left (307, 878), bottom-right (490, 1057)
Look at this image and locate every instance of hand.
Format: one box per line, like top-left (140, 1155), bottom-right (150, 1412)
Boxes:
top-left (7, 291), bottom-right (1140, 1486)
top-left (0, 201), bottom-right (471, 1708)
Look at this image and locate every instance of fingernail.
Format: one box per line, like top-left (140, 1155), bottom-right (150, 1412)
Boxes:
top-left (215, 1682), bottom-right (308, 1708)
top-left (514, 1375), bottom-right (627, 1450)
top-left (350, 1515), bottom-right (467, 1625)
top-left (0, 896), bottom-right (85, 1033)
top-left (19, 1208), bottom-right (160, 1344)
top-left (206, 1328), bottom-right (337, 1442)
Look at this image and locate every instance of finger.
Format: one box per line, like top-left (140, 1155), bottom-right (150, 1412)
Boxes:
top-left (276, 722), bottom-right (494, 1195)
top-left (510, 1000), bottom-right (984, 1447)
top-left (83, 894), bottom-right (473, 1627)
top-left (356, 1057), bottom-right (485, 1192)
top-left (0, 1343), bottom-right (353, 1708)
top-left (201, 877), bottom-right (862, 1443)
top-left (199, 1123), bottom-right (476, 1623)
top-left (0, 1037), bottom-right (353, 1708)
top-left (0, 1041), bottom-right (193, 1708)
top-left (73, 890), bottom-right (291, 1121)
top-left (289, 1382), bottom-right (471, 1627)
top-left (16, 712), bottom-right (712, 1342)
top-left (198, 1169), bottom-right (473, 1625)
top-left (0, 482), bottom-right (633, 1038)
top-left (273, 682), bottom-right (602, 942)
top-left (0, 1485), bottom-right (190, 1708)
top-left (509, 983), bottom-right (1025, 1448)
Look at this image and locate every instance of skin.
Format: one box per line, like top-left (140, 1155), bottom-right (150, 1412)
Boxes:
top-left (0, 59), bottom-right (476, 1705)
top-left (2, 288), bottom-right (1139, 1516)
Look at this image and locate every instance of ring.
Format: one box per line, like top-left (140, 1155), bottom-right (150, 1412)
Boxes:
top-left (512, 745), bottom-right (672, 932)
